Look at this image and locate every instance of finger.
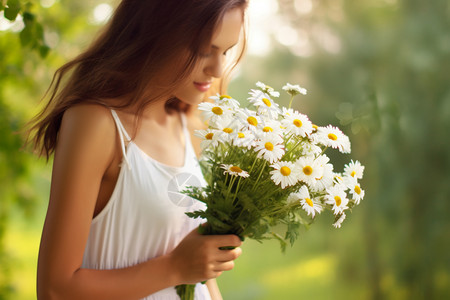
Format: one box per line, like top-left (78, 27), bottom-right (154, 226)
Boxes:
top-left (211, 234), bottom-right (242, 248)
top-left (212, 260), bottom-right (235, 272)
top-left (216, 247), bottom-right (242, 262)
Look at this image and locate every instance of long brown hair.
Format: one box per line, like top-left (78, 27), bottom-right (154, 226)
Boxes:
top-left (27, 0), bottom-right (248, 159)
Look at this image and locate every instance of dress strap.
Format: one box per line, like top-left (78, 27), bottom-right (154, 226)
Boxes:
top-left (110, 109), bottom-right (131, 170)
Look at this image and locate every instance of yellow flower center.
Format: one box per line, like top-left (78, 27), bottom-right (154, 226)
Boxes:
top-left (263, 126), bottom-right (273, 132)
top-left (223, 127), bottom-right (233, 134)
top-left (265, 142), bottom-right (274, 151)
top-left (354, 185), bottom-right (361, 195)
top-left (305, 198), bottom-right (313, 207)
top-left (205, 133), bottom-right (214, 140)
top-left (212, 107), bottom-right (223, 115)
top-left (312, 124), bottom-right (318, 130)
top-left (280, 166), bottom-right (291, 176)
top-left (262, 98), bottom-right (272, 107)
top-left (303, 166), bottom-right (313, 175)
top-left (328, 133), bottom-right (338, 141)
top-left (230, 166), bottom-right (242, 173)
top-left (351, 171), bottom-right (356, 177)
top-left (293, 119), bottom-right (302, 127)
top-left (247, 116), bottom-right (258, 126)
top-left (220, 95), bottom-right (232, 99)
top-left (238, 132), bottom-right (245, 138)
top-left (334, 196), bottom-right (342, 206)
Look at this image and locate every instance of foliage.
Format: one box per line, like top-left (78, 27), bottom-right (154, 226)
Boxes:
top-left (0, 0), bottom-right (113, 297)
top-left (178, 85), bottom-right (364, 299)
top-left (1, 0), bottom-right (49, 57)
top-left (186, 86), bottom-right (363, 244)
top-left (230, 0), bottom-right (450, 298)
top-left (1, 0), bottom-right (449, 299)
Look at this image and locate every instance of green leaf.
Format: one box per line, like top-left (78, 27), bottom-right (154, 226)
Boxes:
top-left (19, 23), bottom-right (33, 46)
top-left (4, 0), bottom-right (21, 21)
top-left (271, 232), bottom-right (287, 253)
top-left (39, 44), bottom-right (50, 58)
top-left (21, 11), bottom-right (34, 23)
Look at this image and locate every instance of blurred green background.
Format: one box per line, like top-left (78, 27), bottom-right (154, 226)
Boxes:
top-left (1, 0), bottom-right (449, 299)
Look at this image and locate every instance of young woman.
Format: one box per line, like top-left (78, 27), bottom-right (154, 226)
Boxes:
top-left (29, 0), bottom-right (248, 299)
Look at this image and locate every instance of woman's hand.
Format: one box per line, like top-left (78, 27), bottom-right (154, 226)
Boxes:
top-left (167, 227), bottom-right (242, 285)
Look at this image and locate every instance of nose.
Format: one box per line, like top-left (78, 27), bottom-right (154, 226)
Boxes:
top-left (204, 54), bottom-right (225, 79)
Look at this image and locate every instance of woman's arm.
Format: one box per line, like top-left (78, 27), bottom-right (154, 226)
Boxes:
top-left (37, 104), bottom-right (176, 299)
top-left (37, 104), bottom-right (242, 300)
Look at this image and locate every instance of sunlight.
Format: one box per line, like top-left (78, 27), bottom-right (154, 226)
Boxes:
top-left (91, 3), bottom-right (113, 25)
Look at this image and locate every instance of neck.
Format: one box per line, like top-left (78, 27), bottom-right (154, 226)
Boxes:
top-left (140, 99), bottom-right (173, 125)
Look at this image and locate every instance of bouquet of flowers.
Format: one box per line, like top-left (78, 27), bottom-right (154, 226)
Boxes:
top-left (175, 82), bottom-right (365, 299)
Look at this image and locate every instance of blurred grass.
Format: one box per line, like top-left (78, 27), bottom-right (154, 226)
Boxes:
top-left (219, 213), bottom-right (369, 300)
top-left (3, 210), bottom-right (43, 300)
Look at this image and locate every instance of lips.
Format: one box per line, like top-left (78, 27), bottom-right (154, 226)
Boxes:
top-left (194, 81), bottom-right (212, 92)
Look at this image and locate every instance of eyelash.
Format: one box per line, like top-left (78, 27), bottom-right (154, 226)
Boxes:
top-left (200, 50), bottom-right (228, 58)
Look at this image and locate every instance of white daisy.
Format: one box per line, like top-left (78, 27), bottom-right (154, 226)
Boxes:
top-left (325, 186), bottom-right (349, 215)
top-left (256, 81), bottom-right (280, 97)
top-left (220, 164), bottom-right (250, 178)
top-left (197, 102), bottom-right (230, 123)
top-left (232, 129), bottom-right (256, 148)
top-left (332, 213), bottom-right (346, 228)
top-left (281, 107), bottom-right (295, 117)
top-left (345, 176), bottom-right (365, 205)
top-left (343, 160), bottom-right (364, 180)
top-left (333, 173), bottom-right (345, 186)
top-left (254, 134), bottom-right (285, 163)
top-left (316, 125), bottom-right (351, 153)
top-left (287, 185), bottom-right (322, 217)
top-left (213, 117), bottom-right (241, 143)
top-left (296, 156), bottom-right (323, 186)
top-left (311, 155), bottom-right (334, 192)
top-left (270, 161), bottom-right (299, 189)
top-left (281, 111), bottom-right (313, 137)
top-left (282, 83), bottom-right (307, 96)
top-left (258, 119), bottom-right (284, 136)
top-left (235, 108), bottom-right (262, 132)
top-left (248, 89), bottom-right (281, 119)
top-left (194, 129), bottom-right (220, 150)
top-left (209, 93), bottom-right (241, 109)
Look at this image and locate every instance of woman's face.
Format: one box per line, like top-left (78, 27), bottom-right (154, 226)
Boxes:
top-left (173, 8), bottom-right (244, 105)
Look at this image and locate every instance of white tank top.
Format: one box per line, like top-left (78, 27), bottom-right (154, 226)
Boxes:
top-left (81, 110), bottom-right (211, 300)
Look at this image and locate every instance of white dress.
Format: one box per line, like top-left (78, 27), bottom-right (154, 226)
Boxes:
top-left (81, 110), bottom-right (211, 300)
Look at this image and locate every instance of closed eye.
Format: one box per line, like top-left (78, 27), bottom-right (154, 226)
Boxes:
top-left (201, 43), bottom-right (237, 57)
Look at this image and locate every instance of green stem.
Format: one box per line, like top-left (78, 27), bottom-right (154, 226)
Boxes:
top-left (288, 95), bottom-right (295, 109)
top-left (231, 176), bottom-right (243, 206)
top-left (283, 139), bottom-right (303, 159)
top-left (283, 133), bottom-right (295, 149)
top-left (252, 160), bottom-right (267, 192)
top-left (226, 175), bottom-right (238, 203)
top-left (248, 153), bottom-right (259, 175)
top-left (175, 284), bottom-right (195, 300)
top-left (319, 146), bottom-right (329, 157)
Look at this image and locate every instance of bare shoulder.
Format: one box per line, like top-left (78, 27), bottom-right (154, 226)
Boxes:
top-left (56, 103), bottom-right (117, 171)
top-left (62, 103), bottom-right (114, 132)
top-left (61, 103), bottom-right (116, 142)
